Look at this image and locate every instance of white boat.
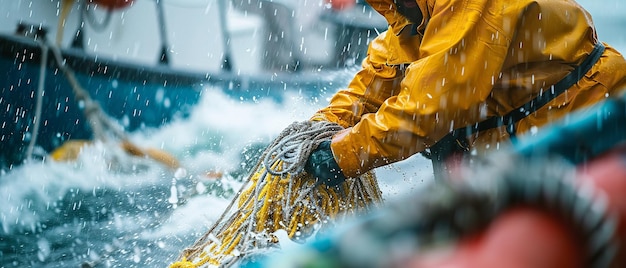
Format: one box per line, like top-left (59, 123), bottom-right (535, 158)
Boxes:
top-left (0, 0), bottom-right (387, 169)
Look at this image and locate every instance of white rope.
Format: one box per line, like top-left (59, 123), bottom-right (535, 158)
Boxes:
top-left (237, 121), bottom-right (345, 261)
top-left (25, 41), bottom-right (49, 160)
top-left (46, 39), bottom-right (127, 143)
top-left (262, 120), bottom-right (344, 175)
top-left (178, 120), bottom-right (351, 265)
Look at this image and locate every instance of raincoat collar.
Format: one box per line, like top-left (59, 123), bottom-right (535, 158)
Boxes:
top-left (366, 0), bottom-right (429, 35)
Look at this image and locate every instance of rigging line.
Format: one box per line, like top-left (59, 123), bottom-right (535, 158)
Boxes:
top-left (216, 0), bottom-right (233, 71)
top-left (46, 39), bottom-right (127, 142)
top-left (155, 0), bottom-right (171, 65)
top-left (71, 1), bottom-right (87, 49)
top-left (25, 41), bottom-right (49, 160)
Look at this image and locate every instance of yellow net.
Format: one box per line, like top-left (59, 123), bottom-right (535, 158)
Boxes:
top-left (171, 121), bottom-right (383, 267)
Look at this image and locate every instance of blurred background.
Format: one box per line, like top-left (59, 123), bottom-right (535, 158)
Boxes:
top-left (0, 0), bottom-right (387, 74)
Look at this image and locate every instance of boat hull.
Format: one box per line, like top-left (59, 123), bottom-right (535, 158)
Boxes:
top-left (0, 34), bottom-right (204, 168)
top-left (0, 33), bottom-right (349, 169)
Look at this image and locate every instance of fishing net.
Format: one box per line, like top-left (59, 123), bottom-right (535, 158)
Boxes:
top-left (171, 120), bottom-right (383, 267)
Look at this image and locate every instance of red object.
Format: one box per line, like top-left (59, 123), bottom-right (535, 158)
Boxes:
top-left (576, 147), bottom-right (626, 265)
top-left (326, 0), bottom-right (356, 11)
top-left (89, 0), bottom-right (134, 9)
top-left (399, 146), bottom-right (626, 268)
top-left (402, 206), bottom-right (585, 268)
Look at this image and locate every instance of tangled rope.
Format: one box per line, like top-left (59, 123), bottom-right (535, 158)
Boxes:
top-left (262, 120), bottom-right (343, 175)
top-left (171, 121), bottom-right (383, 267)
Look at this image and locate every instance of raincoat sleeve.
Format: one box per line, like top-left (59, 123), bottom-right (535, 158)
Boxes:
top-left (330, 0), bottom-right (512, 178)
top-left (310, 31), bottom-right (407, 128)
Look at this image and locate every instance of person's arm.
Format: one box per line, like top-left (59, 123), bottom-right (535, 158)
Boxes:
top-left (306, 29), bottom-right (420, 186)
top-left (332, 0), bottom-right (513, 177)
top-left (311, 30), bottom-right (420, 128)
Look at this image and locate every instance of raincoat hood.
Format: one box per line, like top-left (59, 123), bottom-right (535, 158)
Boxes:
top-left (366, 0), bottom-right (430, 35)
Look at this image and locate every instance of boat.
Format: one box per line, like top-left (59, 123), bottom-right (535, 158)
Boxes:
top-left (0, 0), bottom-right (387, 170)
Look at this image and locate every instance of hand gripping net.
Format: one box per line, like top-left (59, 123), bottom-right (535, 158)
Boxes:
top-left (171, 121), bottom-right (383, 267)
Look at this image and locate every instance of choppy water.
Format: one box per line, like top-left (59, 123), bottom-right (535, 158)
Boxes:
top-left (0, 85), bottom-right (433, 267)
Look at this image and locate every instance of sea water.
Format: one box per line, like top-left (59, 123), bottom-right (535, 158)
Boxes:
top-left (0, 85), bottom-right (433, 267)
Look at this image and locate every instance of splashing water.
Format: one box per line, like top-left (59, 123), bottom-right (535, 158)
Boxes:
top-left (0, 84), bottom-right (431, 267)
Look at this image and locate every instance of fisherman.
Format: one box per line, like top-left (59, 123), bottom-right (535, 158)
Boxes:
top-left (303, 0), bottom-right (626, 184)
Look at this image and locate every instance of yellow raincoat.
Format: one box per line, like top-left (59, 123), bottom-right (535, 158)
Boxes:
top-left (311, 0), bottom-right (626, 178)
